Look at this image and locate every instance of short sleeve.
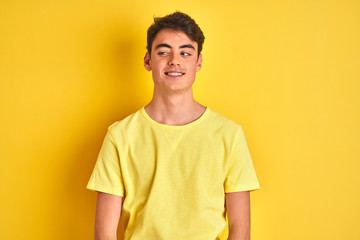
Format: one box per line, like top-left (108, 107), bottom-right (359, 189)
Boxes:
top-left (86, 128), bottom-right (125, 197)
top-left (224, 126), bottom-right (260, 193)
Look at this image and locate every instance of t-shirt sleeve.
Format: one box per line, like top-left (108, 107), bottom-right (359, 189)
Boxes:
top-left (86, 128), bottom-right (125, 197)
top-left (224, 126), bottom-right (260, 193)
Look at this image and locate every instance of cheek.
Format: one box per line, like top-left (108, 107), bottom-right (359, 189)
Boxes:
top-left (152, 61), bottom-right (165, 72)
top-left (189, 64), bottom-right (199, 74)
top-left (151, 66), bottom-right (164, 80)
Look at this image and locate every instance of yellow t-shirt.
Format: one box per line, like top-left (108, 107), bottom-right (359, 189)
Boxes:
top-left (87, 107), bottom-right (260, 240)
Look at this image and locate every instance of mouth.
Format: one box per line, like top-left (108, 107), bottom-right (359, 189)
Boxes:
top-left (165, 71), bottom-right (185, 77)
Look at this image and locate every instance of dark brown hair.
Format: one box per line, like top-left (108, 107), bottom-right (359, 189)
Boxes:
top-left (146, 11), bottom-right (205, 57)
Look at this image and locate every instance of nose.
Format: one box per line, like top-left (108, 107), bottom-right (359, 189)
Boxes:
top-left (168, 53), bottom-right (180, 66)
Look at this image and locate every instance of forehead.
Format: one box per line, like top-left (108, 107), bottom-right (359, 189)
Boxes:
top-left (152, 28), bottom-right (198, 50)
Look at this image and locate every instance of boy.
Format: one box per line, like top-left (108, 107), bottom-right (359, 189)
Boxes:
top-left (87, 11), bottom-right (260, 240)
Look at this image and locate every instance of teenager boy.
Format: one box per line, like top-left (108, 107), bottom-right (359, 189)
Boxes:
top-left (87, 11), bottom-right (260, 240)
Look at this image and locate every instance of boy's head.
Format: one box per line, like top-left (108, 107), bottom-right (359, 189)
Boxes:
top-left (146, 11), bottom-right (205, 57)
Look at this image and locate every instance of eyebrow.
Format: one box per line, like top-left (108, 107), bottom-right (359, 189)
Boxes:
top-left (154, 43), bottom-right (195, 50)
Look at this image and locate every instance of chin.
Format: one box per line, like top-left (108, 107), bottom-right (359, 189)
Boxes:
top-left (166, 85), bottom-right (192, 94)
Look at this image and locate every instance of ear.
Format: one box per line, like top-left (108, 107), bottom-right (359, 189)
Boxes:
top-left (196, 54), bottom-right (203, 72)
top-left (144, 52), bottom-right (152, 71)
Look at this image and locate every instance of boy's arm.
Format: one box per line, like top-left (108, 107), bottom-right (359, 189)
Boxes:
top-left (225, 191), bottom-right (251, 240)
top-left (95, 192), bottom-right (123, 240)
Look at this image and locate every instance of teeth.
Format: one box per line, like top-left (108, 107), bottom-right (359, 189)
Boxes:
top-left (167, 72), bottom-right (183, 76)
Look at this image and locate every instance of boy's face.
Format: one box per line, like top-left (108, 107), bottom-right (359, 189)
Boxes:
top-left (144, 28), bottom-right (202, 94)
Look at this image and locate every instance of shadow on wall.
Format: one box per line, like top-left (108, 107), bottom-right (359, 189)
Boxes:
top-left (61, 25), bottom-right (146, 239)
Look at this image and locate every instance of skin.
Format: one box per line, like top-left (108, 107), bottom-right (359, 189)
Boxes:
top-left (226, 191), bottom-right (251, 240)
top-left (94, 28), bottom-right (251, 240)
top-left (143, 28), bottom-right (206, 125)
top-left (94, 192), bottom-right (123, 240)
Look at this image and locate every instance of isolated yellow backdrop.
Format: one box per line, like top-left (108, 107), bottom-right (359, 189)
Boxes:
top-left (1, 0), bottom-right (359, 239)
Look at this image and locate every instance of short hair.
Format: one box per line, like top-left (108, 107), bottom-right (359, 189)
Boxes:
top-left (146, 11), bottom-right (205, 56)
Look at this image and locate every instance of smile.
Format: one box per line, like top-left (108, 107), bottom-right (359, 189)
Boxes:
top-left (165, 72), bottom-right (185, 76)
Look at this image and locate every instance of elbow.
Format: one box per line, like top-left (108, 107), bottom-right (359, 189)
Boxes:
top-left (228, 224), bottom-right (250, 240)
top-left (95, 229), bottom-right (117, 240)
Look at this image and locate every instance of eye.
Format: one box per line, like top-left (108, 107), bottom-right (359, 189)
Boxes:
top-left (181, 52), bottom-right (191, 56)
top-left (158, 51), bottom-right (168, 56)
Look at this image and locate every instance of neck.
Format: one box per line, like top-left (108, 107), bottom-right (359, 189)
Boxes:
top-left (144, 88), bottom-right (206, 126)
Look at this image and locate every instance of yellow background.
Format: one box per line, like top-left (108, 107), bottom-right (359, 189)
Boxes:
top-left (1, 0), bottom-right (359, 239)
